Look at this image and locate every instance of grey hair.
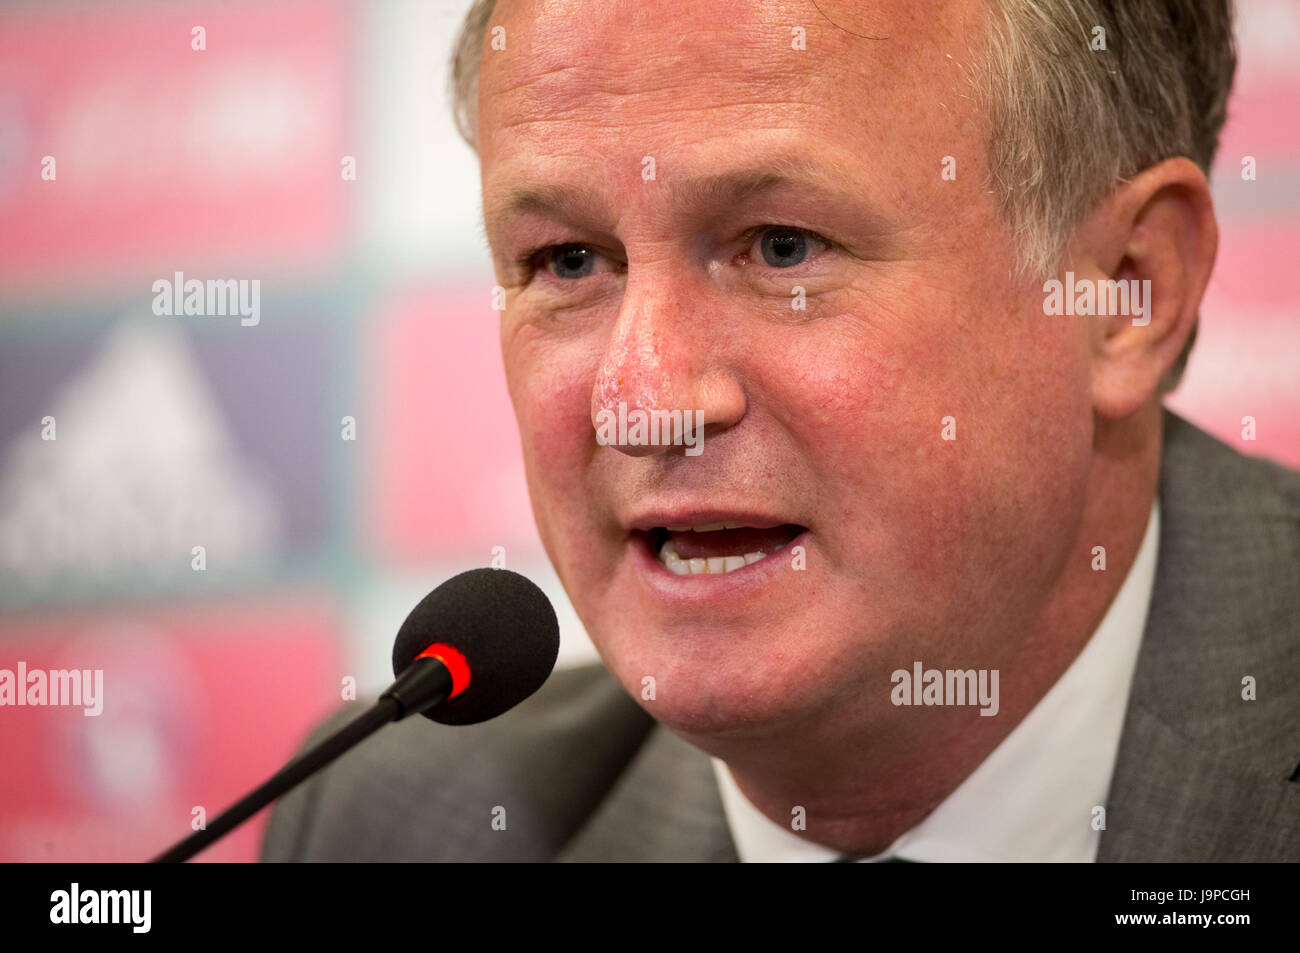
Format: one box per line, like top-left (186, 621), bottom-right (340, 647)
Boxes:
top-left (982, 1), bottom-right (1235, 390)
top-left (449, 0), bottom-right (1235, 392)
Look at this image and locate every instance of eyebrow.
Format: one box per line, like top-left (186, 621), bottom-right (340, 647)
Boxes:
top-left (482, 155), bottom-right (860, 245)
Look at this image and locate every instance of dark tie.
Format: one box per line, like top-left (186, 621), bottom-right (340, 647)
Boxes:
top-left (834, 853), bottom-right (917, 862)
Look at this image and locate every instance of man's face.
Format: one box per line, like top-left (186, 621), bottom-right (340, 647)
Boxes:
top-left (479, 0), bottom-right (1096, 743)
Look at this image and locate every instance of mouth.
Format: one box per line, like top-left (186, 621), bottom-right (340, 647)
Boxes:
top-left (634, 522), bottom-right (807, 576)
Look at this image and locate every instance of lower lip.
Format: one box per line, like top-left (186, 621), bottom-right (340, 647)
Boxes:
top-left (629, 529), bottom-right (811, 605)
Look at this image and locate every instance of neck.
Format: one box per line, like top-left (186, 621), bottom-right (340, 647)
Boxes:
top-left (687, 404), bottom-right (1164, 856)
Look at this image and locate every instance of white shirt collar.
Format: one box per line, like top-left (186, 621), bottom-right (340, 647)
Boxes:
top-left (712, 500), bottom-right (1161, 862)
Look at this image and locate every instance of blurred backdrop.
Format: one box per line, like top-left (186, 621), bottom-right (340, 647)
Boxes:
top-left (0, 0), bottom-right (1297, 861)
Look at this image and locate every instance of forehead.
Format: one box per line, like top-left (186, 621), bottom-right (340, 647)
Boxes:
top-left (478, 0), bottom-right (984, 228)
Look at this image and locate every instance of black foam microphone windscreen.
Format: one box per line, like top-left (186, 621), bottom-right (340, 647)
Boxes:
top-left (390, 568), bottom-right (560, 725)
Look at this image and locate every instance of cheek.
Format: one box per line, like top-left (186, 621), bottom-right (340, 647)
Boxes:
top-left (774, 330), bottom-right (941, 559)
top-left (503, 331), bottom-right (600, 529)
top-left (770, 283), bottom-right (1090, 580)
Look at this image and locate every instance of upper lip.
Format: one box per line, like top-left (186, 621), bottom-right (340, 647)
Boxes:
top-left (623, 508), bottom-right (803, 533)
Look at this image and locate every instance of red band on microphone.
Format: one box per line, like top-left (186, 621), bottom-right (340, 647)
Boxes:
top-left (417, 643), bottom-right (471, 698)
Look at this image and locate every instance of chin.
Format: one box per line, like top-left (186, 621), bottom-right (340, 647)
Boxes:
top-left (590, 616), bottom-right (843, 740)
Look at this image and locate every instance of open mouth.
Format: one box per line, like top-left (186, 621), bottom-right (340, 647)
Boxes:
top-left (640, 523), bottom-right (806, 575)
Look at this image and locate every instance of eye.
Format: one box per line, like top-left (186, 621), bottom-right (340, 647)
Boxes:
top-left (747, 226), bottom-right (828, 268)
top-left (547, 244), bottom-right (597, 279)
top-left (516, 243), bottom-right (620, 283)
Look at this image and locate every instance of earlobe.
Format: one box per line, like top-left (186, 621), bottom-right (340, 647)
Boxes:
top-left (1087, 158), bottom-right (1218, 420)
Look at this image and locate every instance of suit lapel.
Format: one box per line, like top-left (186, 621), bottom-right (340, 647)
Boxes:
top-left (1099, 702), bottom-right (1300, 860)
top-left (559, 723), bottom-right (738, 862)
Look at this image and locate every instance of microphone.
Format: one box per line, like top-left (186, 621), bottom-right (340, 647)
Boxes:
top-left (391, 565), bottom-right (561, 724)
top-left (152, 568), bottom-right (560, 862)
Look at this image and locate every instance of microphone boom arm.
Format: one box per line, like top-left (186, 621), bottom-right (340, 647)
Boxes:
top-left (151, 657), bottom-right (453, 863)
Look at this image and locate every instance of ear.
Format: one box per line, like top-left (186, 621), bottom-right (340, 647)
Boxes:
top-left (1064, 157), bottom-right (1218, 420)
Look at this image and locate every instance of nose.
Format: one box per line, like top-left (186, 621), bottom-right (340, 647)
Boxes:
top-left (590, 270), bottom-right (745, 458)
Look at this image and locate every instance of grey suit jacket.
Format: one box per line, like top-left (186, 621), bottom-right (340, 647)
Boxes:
top-left (261, 411), bottom-right (1300, 862)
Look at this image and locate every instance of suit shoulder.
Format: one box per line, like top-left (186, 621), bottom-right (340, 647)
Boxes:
top-left (1161, 411), bottom-right (1300, 527)
top-left (1158, 412), bottom-right (1300, 635)
top-left (1143, 411), bottom-right (1300, 777)
top-left (260, 663), bottom-right (654, 861)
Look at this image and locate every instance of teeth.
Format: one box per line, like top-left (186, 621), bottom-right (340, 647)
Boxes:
top-left (657, 537), bottom-right (768, 575)
top-left (693, 523), bottom-right (726, 532)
